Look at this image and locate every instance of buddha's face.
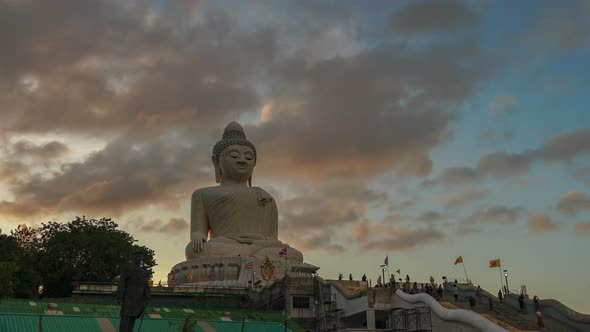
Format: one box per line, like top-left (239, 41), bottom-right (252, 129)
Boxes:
top-left (219, 144), bottom-right (255, 182)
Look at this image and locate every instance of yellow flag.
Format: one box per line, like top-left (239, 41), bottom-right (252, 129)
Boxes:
top-left (489, 259), bottom-right (501, 268)
top-left (454, 256), bottom-right (463, 265)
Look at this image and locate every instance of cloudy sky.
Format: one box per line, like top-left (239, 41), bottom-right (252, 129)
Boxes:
top-left (1, 0), bottom-right (589, 312)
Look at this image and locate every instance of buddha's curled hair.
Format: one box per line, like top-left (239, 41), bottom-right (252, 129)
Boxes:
top-left (212, 121), bottom-right (257, 185)
top-left (212, 121), bottom-right (257, 164)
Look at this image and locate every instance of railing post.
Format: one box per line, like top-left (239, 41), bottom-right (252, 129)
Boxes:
top-left (38, 315), bottom-right (43, 332)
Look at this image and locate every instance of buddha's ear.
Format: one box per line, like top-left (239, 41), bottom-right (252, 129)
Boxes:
top-left (212, 156), bottom-right (222, 183)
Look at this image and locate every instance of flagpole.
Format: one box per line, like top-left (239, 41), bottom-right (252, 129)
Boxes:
top-left (284, 248), bottom-right (289, 332)
top-left (386, 253), bottom-right (390, 285)
top-left (498, 261), bottom-right (504, 293)
top-left (461, 261), bottom-right (469, 284)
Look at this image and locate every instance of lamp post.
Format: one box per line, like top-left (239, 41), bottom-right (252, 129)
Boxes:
top-left (503, 270), bottom-right (509, 294)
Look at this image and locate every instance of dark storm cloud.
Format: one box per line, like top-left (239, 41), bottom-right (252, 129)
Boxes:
top-left (424, 128), bottom-right (589, 188)
top-left (0, 0), bottom-right (270, 134)
top-left (289, 232), bottom-right (346, 255)
top-left (390, 0), bottom-right (478, 34)
top-left (556, 191), bottom-right (590, 216)
top-left (277, 181), bottom-right (386, 253)
top-left (517, 0), bottom-right (590, 55)
top-left (0, 161), bottom-right (29, 183)
top-left (0, 201), bottom-right (41, 218)
top-left (463, 205), bottom-right (524, 225)
top-left (477, 151), bottom-right (531, 177)
top-left (575, 222), bottom-right (590, 235)
top-left (527, 212), bottom-right (560, 234)
top-left (140, 218), bottom-right (189, 235)
top-left (532, 128), bottom-right (590, 162)
top-left (2, 132), bottom-right (213, 217)
top-left (247, 4), bottom-right (485, 179)
top-left (437, 189), bottom-right (488, 209)
top-left (360, 225), bottom-right (446, 252)
top-left (9, 140), bottom-right (69, 159)
top-left (415, 211), bottom-right (442, 223)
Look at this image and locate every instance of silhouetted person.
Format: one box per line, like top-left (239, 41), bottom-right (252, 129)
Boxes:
top-left (518, 293), bottom-right (525, 311)
top-left (453, 284), bottom-right (458, 302)
top-left (497, 290), bottom-right (503, 303)
top-left (533, 295), bottom-right (540, 311)
top-left (349, 273), bottom-right (353, 281)
top-left (469, 295), bottom-right (476, 309)
top-left (437, 285), bottom-right (443, 300)
top-left (536, 307), bottom-right (545, 329)
top-left (118, 249), bottom-right (151, 332)
top-left (488, 297), bottom-right (493, 311)
top-left (361, 274), bottom-right (367, 282)
top-left (338, 273), bottom-right (343, 280)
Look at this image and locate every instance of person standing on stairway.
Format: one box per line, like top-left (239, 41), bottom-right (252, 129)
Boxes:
top-left (536, 307), bottom-right (545, 329)
top-left (518, 293), bottom-right (525, 311)
top-left (498, 290), bottom-right (503, 303)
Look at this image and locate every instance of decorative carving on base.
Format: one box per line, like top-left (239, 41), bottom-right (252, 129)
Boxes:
top-left (260, 257), bottom-right (276, 281)
top-left (168, 255), bottom-right (297, 289)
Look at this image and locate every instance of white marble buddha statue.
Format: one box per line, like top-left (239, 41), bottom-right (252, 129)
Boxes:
top-left (185, 121), bottom-right (303, 265)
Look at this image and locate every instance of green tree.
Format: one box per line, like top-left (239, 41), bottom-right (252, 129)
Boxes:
top-left (10, 225), bottom-right (42, 298)
top-left (36, 216), bottom-right (157, 297)
top-left (133, 245), bottom-right (156, 280)
top-left (0, 230), bottom-right (19, 298)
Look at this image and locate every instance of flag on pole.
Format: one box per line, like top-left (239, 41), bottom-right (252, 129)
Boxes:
top-left (279, 248), bottom-right (288, 257)
top-left (489, 259), bottom-right (501, 268)
top-left (454, 256), bottom-right (463, 265)
top-left (245, 261), bottom-right (254, 270)
top-left (396, 269), bottom-right (400, 274)
top-left (384, 255), bottom-right (389, 266)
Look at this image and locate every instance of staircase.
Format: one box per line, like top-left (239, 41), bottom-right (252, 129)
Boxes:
top-left (442, 297), bottom-right (576, 331)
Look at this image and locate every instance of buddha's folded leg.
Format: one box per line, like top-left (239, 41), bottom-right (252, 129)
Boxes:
top-left (186, 237), bottom-right (304, 264)
top-left (186, 237), bottom-right (261, 259)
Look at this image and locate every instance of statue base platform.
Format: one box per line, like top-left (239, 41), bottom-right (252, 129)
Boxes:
top-left (168, 253), bottom-right (317, 289)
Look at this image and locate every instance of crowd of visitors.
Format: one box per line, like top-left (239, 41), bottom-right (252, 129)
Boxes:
top-left (336, 272), bottom-right (546, 329)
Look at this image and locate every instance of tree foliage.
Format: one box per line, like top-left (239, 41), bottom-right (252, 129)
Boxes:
top-left (10, 225), bottom-right (42, 298)
top-left (4, 217), bottom-right (157, 298)
top-left (0, 230), bottom-right (19, 298)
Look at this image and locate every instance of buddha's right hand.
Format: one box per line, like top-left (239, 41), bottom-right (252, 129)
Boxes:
top-left (191, 232), bottom-right (207, 253)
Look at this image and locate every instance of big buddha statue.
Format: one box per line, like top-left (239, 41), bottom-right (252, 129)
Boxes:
top-left (169, 121), bottom-right (307, 287)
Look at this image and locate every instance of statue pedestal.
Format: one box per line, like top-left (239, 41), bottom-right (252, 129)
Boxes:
top-left (168, 250), bottom-right (306, 288)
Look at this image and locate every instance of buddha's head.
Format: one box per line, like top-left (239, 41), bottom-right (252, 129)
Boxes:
top-left (212, 121), bottom-right (257, 185)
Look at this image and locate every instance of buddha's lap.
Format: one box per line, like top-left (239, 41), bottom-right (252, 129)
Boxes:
top-left (185, 236), bottom-right (302, 260)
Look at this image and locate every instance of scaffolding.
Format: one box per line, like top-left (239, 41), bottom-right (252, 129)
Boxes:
top-left (314, 278), bottom-right (340, 332)
top-left (391, 306), bottom-right (432, 332)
